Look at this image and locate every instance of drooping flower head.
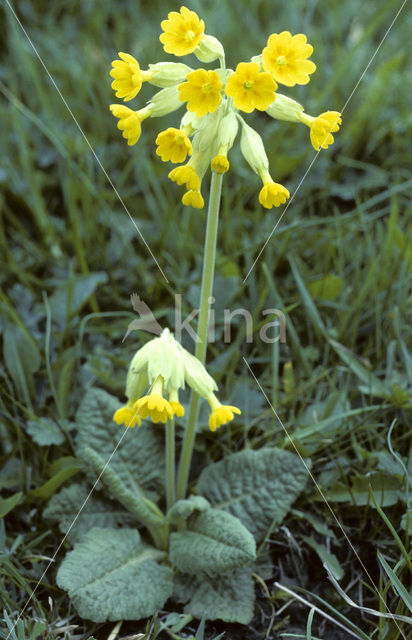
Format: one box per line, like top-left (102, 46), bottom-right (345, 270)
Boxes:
top-left (110, 53), bottom-right (153, 101)
top-left (156, 127), bottom-right (192, 163)
top-left (109, 7), bottom-right (341, 210)
top-left (114, 328), bottom-right (241, 431)
top-left (299, 111), bottom-right (342, 151)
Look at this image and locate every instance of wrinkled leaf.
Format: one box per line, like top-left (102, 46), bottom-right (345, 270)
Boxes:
top-left (196, 448), bottom-right (310, 541)
top-left (57, 527), bottom-right (173, 622)
top-left (82, 447), bottom-right (165, 527)
top-left (43, 483), bottom-right (134, 543)
top-left (75, 388), bottom-right (165, 494)
top-left (169, 509), bottom-right (256, 576)
top-left (167, 496), bottom-right (210, 523)
top-left (26, 418), bottom-right (65, 446)
top-left (184, 569), bottom-right (255, 624)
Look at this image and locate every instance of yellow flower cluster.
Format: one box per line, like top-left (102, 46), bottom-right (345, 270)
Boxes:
top-left (109, 6), bottom-right (342, 210)
top-left (113, 329), bottom-right (241, 431)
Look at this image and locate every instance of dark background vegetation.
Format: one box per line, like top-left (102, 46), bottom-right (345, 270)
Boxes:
top-left (1, 0), bottom-right (411, 638)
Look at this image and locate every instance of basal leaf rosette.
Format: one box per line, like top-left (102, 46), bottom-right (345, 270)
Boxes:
top-left (109, 6), bottom-right (342, 210)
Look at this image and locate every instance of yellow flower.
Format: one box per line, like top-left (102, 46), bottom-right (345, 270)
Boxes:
top-left (134, 376), bottom-right (174, 424)
top-left (156, 127), bottom-right (192, 163)
top-left (113, 403), bottom-right (142, 428)
top-left (182, 190), bottom-right (204, 208)
top-left (299, 111), bottom-right (342, 151)
top-left (110, 105), bottom-right (151, 146)
top-left (169, 389), bottom-right (185, 417)
top-left (168, 165), bottom-right (200, 191)
top-left (258, 170), bottom-right (290, 208)
top-left (207, 393), bottom-right (241, 431)
top-left (262, 31), bottom-right (316, 86)
top-left (225, 62), bottom-right (277, 113)
top-left (211, 154), bottom-right (229, 174)
top-left (110, 52), bottom-right (153, 102)
top-left (178, 69), bottom-right (222, 117)
top-left (160, 6), bottom-right (205, 56)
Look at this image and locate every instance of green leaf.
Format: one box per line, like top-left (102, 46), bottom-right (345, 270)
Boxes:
top-left (25, 418), bottom-right (65, 446)
top-left (82, 447), bottom-right (165, 528)
top-left (400, 510), bottom-right (412, 534)
top-left (30, 457), bottom-right (82, 499)
top-left (49, 272), bottom-right (108, 329)
top-left (378, 552), bottom-right (412, 614)
top-left (75, 388), bottom-right (165, 494)
top-left (169, 509), bottom-right (256, 576)
top-left (329, 339), bottom-right (388, 397)
top-left (57, 527), bottom-right (173, 622)
top-left (0, 492), bottom-right (23, 518)
top-left (167, 496), bottom-right (210, 523)
top-left (3, 325), bottom-right (41, 407)
top-left (308, 274), bottom-right (343, 301)
top-left (302, 536), bottom-right (344, 581)
top-left (184, 569), bottom-right (255, 624)
top-left (322, 472), bottom-right (406, 507)
top-left (196, 448), bottom-right (310, 542)
top-left (289, 257), bottom-right (328, 339)
top-left (43, 483), bottom-right (134, 543)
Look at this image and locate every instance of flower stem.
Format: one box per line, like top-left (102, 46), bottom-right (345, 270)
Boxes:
top-left (176, 171), bottom-right (223, 501)
top-left (165, 418), bottom-right (175, 511)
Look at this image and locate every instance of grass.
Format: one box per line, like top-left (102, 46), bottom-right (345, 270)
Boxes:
top-left (1, 0), bottom-right (412, 638)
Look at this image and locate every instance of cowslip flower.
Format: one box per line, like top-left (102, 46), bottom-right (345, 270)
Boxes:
top-left (298, 111), bottom-right (342, 151)
top-left (114, 329), bottom-right (241, 431)
top-left (168, 165), bottom-right (201, 191)
top-left (156, 127), bottom-right (192, 162)
top-left (160, 6), bottom-right (205, 56)
top-left (207, 394), bottom-right (241, 432)
top-left (178, 69), bottom-right (223, 117)
top-left (262, 31), bottom-right (316, 86)
top-left (110, 105), bottom-right (151, 146)
top-left (265, 96), bottom-right (342, 151)
top-left (110, 6), bottom-right (341, 209)
top-left (110, 53), bottom-right (154, 101)
top-left (224, 62), bottom-right (277, 113)
top-left (113, 404), bottom-right (141, 428)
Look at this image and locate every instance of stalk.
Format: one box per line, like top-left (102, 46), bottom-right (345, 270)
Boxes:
top-left (165, 418), bottom-right (176, 511)
top-left (176, 171), bottom-right (223, 500)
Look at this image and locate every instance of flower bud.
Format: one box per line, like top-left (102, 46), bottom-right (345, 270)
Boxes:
top-left (148, 62), bottom-right (193, 87)
top-left (217, 110), bottom-right (239, 150)
top-left (149, 86), bottom-right (183, 117)
top-left (194, 34), bottom-right (225, 63)
top-left (266, 93), bottom-right (304, 122)
top-left (239, 120), bottom-right (269, 174)
top-left (250, 54), bottom-right (263, 68)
